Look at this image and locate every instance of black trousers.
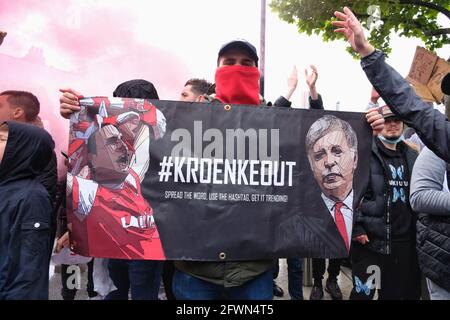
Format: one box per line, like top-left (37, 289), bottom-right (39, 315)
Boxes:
top-left (349, 240), bottom-right (421, 300)
top-left (162, 261), bottom-right (176, 300)
top-left (312, 258), bottom-right (341, 285)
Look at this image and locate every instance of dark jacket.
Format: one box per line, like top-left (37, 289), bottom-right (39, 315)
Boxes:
top-left (37, 151), bottom-right (58, 244)
top-left (410, 148), bottom-right (450, 291)
top-left (55, 179), bottom-right (68, 237)
top-left (352, 138), bottom-right (418, 254)
top-left (37, 151), bottom-right (58, 203)
top-left (0, 121), bottom-right (55, 300)
top-left (417, 214), bottom-right (450, 292)
top-left (274, 94), bottom-right (324, 110)
top-left (361, 50), bottom-right (450, 162)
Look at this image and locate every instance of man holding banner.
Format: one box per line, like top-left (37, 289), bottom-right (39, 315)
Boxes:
top-left (172, 39), bottom-right (275, 300)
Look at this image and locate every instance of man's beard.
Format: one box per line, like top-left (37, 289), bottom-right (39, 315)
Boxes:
top-left (385, 134), bottom-right (400, 140)
top-left (379, 134), bottom-right (403, 144)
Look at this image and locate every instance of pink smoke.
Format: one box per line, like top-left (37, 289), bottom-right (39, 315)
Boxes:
top-left (0, 1), bottom-right (191, 178)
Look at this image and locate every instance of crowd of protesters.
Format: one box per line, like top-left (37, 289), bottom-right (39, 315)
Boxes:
top-left (0, 6), bottom-right (449, 300)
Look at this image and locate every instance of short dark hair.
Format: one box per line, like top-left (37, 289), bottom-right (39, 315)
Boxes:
top-left (0, 90), bottom-right (40, 122)
top-left (184, 78), bottom-right (214, 96)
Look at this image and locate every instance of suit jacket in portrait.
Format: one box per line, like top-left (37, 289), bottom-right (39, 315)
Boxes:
top-left (276, 193), bottom-right (353, 259)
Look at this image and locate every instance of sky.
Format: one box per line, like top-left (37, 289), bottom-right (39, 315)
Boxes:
top-left (0, 0), bottom-right (449, 174)
top-left (1, 0), bottom-right (448, 106)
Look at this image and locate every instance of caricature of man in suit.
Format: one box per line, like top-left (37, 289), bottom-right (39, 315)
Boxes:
top-left (277, 115), bottom-right (358, 258)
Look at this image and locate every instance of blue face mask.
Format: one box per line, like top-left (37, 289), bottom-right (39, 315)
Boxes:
top-left (378, 134), bottom-right (404, 144)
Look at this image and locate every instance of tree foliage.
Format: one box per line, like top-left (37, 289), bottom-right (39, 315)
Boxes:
top-left (269, 0), bottom-right (450, 57)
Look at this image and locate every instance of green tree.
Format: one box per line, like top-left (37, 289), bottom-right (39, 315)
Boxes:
top-left (269, 0), bottom-right (450, 57)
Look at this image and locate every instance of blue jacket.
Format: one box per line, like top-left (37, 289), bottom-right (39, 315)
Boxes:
top-left (0, 121), bottom-right (54, 300)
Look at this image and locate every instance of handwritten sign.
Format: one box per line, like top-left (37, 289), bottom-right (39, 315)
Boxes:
top-left (406, 46), bottom-right (450, 103)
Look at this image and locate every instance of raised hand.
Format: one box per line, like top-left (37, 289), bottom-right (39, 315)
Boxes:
top-left (284, 65), bottom-right (299, 101)
top-left (287, 65), bottom-right (298, 92)
top-left (332, 7), bottom-right (375, 58)
top-left (305, 65), bottom-right (318, 89)
top-left (305, 65), bottom-right (319, 100)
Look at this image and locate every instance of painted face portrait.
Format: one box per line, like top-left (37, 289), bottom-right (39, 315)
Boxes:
top-left (306, 115), bottom-right (358, 202)
top-left (89, 124), bottom-right (132, 183)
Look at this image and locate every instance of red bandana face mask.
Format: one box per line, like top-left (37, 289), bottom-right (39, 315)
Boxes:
top-left (214, 65), bottom-right (260, 106)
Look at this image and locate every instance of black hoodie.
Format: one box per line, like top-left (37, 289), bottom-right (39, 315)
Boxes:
top-left (0, 121), bottom-right (54, 300)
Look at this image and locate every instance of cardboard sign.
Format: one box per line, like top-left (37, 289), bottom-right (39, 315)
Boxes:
top-left (408, 82), bottom-right (435, 102)
top-left (429, 59), bottom-right (450, 103)
top-left (406, 46), bottom-right (450, 103)
top-left (407, 47), bottom-right (438, 84)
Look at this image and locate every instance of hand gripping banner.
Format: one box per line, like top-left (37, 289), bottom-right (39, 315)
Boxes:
top-left (67, 97), bottom-right (372, 260)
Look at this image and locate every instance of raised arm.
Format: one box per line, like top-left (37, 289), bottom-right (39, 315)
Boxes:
top-left (305, 65), bottom-right (323, 110)
top-left (332, 6), bottom-right (450, 162)
top-left (274, 66), bottom-right (298, 108)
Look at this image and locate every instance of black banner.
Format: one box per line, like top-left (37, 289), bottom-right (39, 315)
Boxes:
top-left (68, 98), bottom-right (371, 260)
